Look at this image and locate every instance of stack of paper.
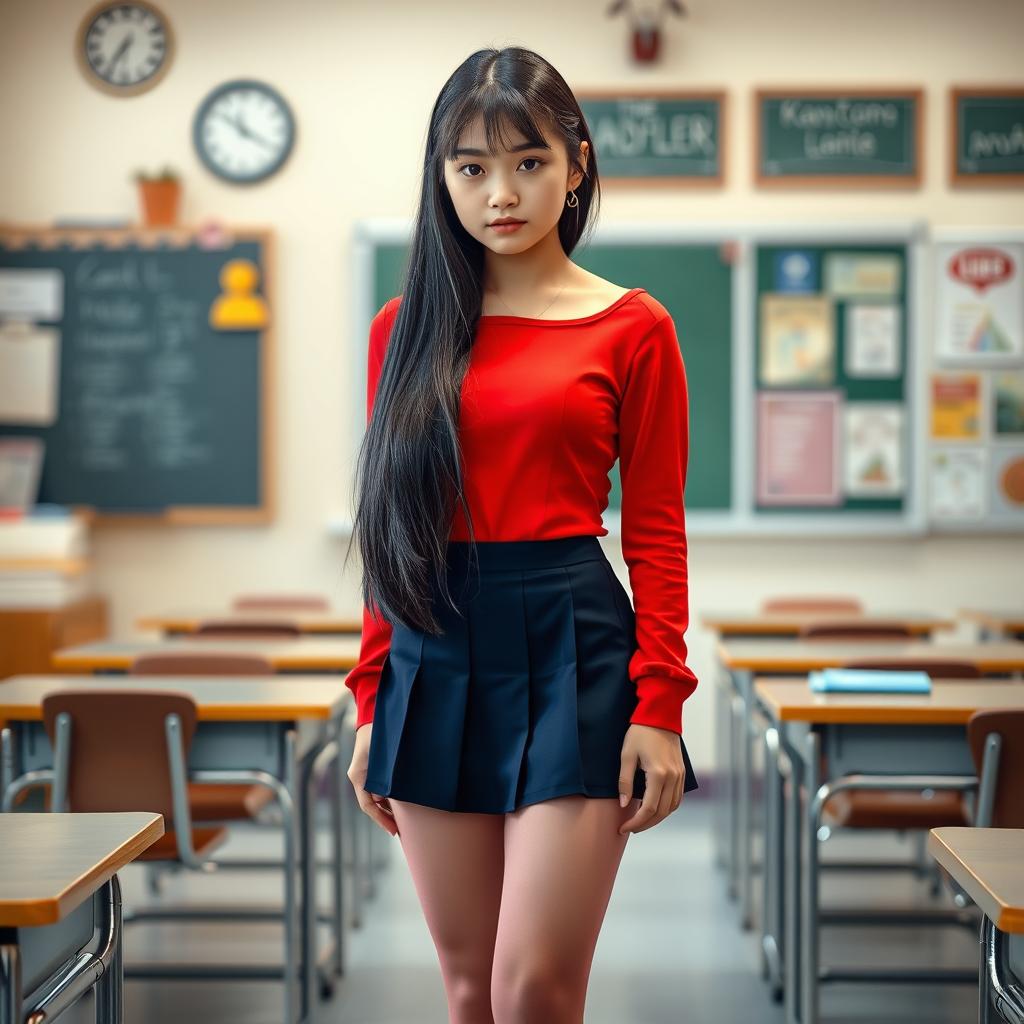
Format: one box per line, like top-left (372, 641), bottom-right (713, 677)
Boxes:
top-left (809, 668), bottom-right (933, 694)
top-left (0, 511), bottom-right (92, 607)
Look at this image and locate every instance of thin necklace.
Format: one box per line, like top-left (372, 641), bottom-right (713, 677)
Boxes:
top-left (490, 281), bottom-right (569, 320)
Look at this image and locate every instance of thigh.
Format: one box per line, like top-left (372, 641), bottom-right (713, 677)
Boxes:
top-left (389, 798), bottom-right (506, 975)
top-left (493, 795), bottom-right (637, 984)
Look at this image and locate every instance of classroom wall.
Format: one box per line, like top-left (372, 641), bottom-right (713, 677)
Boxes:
top-left (2, 0), bottom-right (1023, 772)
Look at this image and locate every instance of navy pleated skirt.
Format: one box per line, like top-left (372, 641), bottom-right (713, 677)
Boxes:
top-left (363, 534), bottom-right (698, 814)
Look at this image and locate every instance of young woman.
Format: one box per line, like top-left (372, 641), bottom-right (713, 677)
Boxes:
top-left (343, 45), bottom-right (699, 1024)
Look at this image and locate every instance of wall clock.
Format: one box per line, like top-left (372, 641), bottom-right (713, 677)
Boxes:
top-left (76, 1), bottom-right (173, 96)
top-left (193, 79), bottom-right (297, 184)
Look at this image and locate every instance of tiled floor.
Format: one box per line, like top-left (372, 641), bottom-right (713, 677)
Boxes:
top-left (56, 794), bottom-right (980, 1023)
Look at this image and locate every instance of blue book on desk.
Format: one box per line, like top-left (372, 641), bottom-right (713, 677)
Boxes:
top-left (808, 668), bottom-right (932, 694)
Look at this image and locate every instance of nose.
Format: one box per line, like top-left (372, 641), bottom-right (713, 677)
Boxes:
top-left (487, 173), bottom-right (519, 211)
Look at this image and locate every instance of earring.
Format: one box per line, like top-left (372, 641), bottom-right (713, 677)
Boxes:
top-left (566, 189), bottom-right (579, 208)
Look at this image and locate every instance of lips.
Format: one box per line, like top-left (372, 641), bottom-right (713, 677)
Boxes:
top-left (490, 219), bottom-right (525, 226)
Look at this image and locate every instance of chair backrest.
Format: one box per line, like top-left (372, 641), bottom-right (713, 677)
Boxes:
top-left (967, 710), bottom-right (1024, 828)
top-left (41, 690), bottom-right (197, 820)
top-left (232, 594), bottom-right (328, 612)
top-left (131, 652), bottom-right (274, 675)
top-left (762, 596), bottom-right (864, 614)
top-left (842, 659), bottom-right (982, 679)
top-left (194, 620), bottom-right (301, 639)
top-left (801, 622), bottom-right (912, 641)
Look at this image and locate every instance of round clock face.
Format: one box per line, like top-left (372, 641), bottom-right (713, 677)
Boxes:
top-left (193, 80), bottom-right (296, 184)
top-left (78, 1), bottom-right (172, 95)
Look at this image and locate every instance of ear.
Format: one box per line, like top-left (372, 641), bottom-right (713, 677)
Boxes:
top-left (568, 140), bottom-right (589, 191)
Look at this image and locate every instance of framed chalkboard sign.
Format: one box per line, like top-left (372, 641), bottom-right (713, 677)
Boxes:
top-left (950, 87), bottom-right (1024, 186)
top-left (755, 88), bottom-right (923, 188)
top-left (577, 90), bottom-right (726, 186)
top-left (0, 225), bottom-right (274, 523)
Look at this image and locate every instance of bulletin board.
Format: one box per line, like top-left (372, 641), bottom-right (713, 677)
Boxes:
top-left (928, 227), bottom-right (1024, 532)
top-left (0, 225), bottom-right (274, 523)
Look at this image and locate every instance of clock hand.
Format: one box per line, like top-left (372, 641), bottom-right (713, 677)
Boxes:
top-left (105, 34), bottom-right (132, 74)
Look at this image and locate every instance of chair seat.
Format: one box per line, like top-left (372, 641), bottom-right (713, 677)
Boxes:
top-left (823, 789), bottom-right (971, 829)
top-left (188, 782), bottom-right (274, 820)
top-left (137, 826), bottom-right (229, 861)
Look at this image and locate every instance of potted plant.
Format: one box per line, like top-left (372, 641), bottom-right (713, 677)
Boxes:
top-left (133, 166), bottom-right (181, 226)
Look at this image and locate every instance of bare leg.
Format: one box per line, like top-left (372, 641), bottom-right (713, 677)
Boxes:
top-left (388, 797), bottom-right (506, 1024)
top-left (490, 795), bottom-right (639, 1024)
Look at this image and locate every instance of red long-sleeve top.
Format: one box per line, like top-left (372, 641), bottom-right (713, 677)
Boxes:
top-left (345, 286), bottom-right (698, 735)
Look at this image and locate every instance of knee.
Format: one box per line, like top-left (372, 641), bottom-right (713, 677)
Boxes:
top-left (445, 972), bottom-right (493, 1024)
top-left (491, 963), bottom-right (583, 1024)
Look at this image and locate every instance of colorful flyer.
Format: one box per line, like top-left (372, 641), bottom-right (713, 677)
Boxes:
top-left (989, 447), bottom-right (1024, 519)
top-left (844, 403), bottom-right (904, 496)
top-left (993, 370), bottom-right (1024, 437)
top-left (931, 372), bottom-right (982, 440)
top-left (929, 448), bottom-right (986, 519)
top-left (756, 390), bottom-right (842, 505)
top-left (935, 243), bottom-right (1024, 364)
top-left (823, 253), bottom-right (902, 298)
top-left (772, 249), bottom-right (819, 294)
top-left (759, 294), bottom-right (835, 386)
top-left (845, 303), bottom-right (901, 378)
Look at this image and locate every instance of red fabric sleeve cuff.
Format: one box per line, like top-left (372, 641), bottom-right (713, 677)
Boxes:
top-left (628, 676), bottom-right (688, 735)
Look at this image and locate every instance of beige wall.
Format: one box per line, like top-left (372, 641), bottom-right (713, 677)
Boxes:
top-left (2, 0), bottom-right (1023, 769)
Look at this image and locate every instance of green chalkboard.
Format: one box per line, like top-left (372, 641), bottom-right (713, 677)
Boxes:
top-left (952, 89), bottom-right (1024, 182)
top-left (757, 90), bottom-right (921, 184)
top-left (0, 228), bottom-right (272, 522)
top-left (578, 92), bottom-right (725, 182)
top-left (369, 239), bottom-right (733, 513)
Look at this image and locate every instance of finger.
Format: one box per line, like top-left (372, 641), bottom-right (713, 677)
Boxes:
top-left (369, 791), bottom-right (396, 817)
top-left (618, 751), bottom-right (639, 808)
top-left (358, 791), bottom-right (398, 835)
top-left (619, 772), bottom-right (663, 834)
top-left (635, 773), bottom-right (676, 834)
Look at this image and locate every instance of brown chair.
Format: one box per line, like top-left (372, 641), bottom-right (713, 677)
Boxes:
top-left (800, 623), bottom-right (913, 642)
top-left (194, 620), bottom-right (302, 640)
top-left (130, 652), bottom-right (275, 821)
top-left (967, 709), bottom-right (1024, 828)
top-left (822, 661), bottom-right (981, 830)
top-left (762, 596), bottom-right (864, 614)
top-left (232, 594), bottom-right (329, 612)
top-left (41, 690), bottom-right (227, 865)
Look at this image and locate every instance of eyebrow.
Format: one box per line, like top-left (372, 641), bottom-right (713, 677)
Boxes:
top-left (453, 141), bottom-right (551, 157)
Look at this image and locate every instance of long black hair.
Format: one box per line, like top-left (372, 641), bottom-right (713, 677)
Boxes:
top-left (346, 46), bottom-right (602, 635)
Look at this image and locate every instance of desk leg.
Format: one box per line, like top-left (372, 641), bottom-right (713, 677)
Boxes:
top-left (0, 934), bottom-right (20, 1024)
top-left (981, 916), bottom-right (993, 1024)
top-left (331, 724), bottom-right (346, 978)
top-left (728, 686), bottom-right (743, 902)
top-left (282, 730), bottom-right (300, 1024)
top-left (800, 729), bottom-right (821, 1024)
top-left (737, 669), bottom-right (755, 930)
top-left (713, 669), bottom-right (729, 871)
top-left (762, 724), bottom-right (784, 1001)
top-left (782, 729), bottom-right (802, 1024)
top-left (94, 875), bottom-right (123, 1024)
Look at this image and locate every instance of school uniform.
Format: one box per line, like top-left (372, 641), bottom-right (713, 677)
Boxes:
top-left (348, 287), bottom-right (699, 814)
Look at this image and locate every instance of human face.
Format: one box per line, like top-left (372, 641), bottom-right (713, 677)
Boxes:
top-left (443, 115), bottom-right (587, 253)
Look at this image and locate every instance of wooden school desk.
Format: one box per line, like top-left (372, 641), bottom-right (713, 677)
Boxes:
top-left (755, 679), bottom-right (1024, 1024)
top-left (714, 638), bottom-right (1024, 935)
top-left (136, 608), bottom-right (362, 636)
top-left (0, 675), bottom-right (348, 1024)
top-left (0, 811), bottom-right (163, 1024)
top-left (700, 610), bottom-right (954, 638)
top-left (928, 827), bottom-right (1024, 1024)
top-left (50, 636), bottom-right (362, 673)
top-left (959, 609), bottom-right (1024, 642)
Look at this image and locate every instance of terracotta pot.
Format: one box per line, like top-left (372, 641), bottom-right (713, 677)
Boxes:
top-left (138, 179), bottom-right (181, 227)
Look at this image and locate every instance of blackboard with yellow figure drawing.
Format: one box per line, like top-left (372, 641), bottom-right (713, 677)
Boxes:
top-left (0, 226), bottom-right (274, 523)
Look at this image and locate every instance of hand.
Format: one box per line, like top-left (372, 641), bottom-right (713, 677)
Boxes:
top-left (617, 723), bottom-right (685, 835)
top-left (347, 722), bottom-right (399, 837)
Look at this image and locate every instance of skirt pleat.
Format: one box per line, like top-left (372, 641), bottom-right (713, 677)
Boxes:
top-left (364, 535), bottom-right (699, 814)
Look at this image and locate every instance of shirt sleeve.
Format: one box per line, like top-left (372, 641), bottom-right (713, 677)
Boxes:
top-left (617, 311), bottom-right (699, 735)
top-left (344, 298), bottom-right (398, 729)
